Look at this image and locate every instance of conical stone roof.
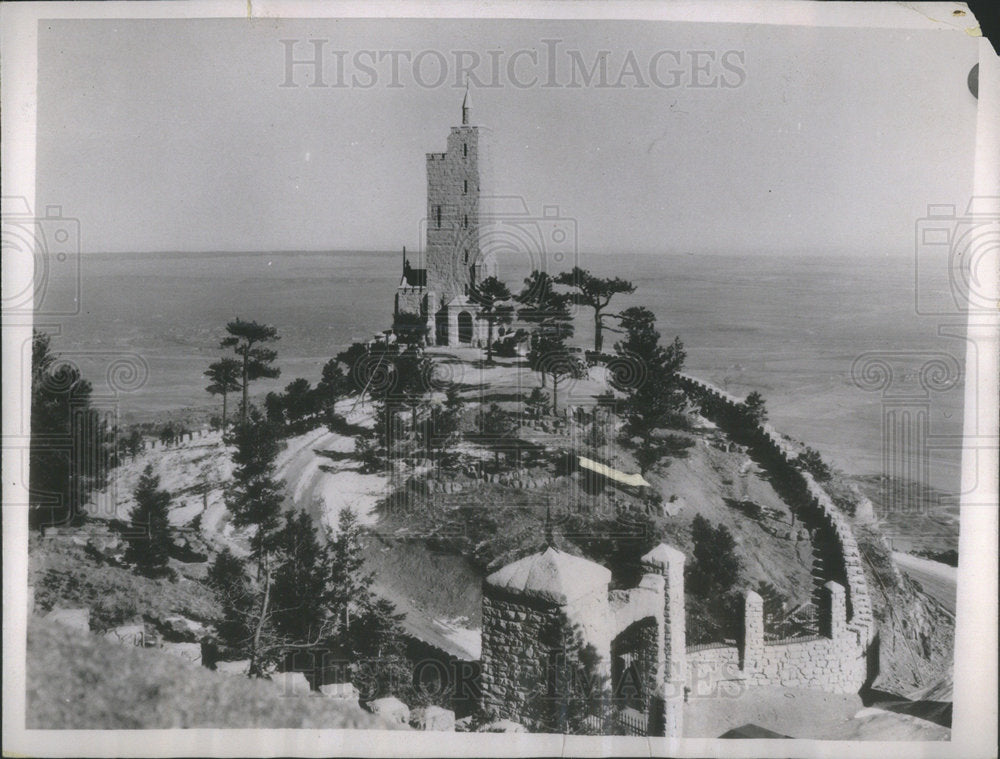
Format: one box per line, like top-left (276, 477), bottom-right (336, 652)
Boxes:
top-left (485, 547), bottom-right (611, 605)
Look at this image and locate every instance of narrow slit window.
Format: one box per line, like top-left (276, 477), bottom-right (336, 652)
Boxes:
top-left (463, 249), bottom-right (469, 264)
top-left (463, 143), bottom-right (468, 157)
top-left (436, 206), bottom-right (441, 228)
top-left (464, 179), bottom-right (468, 194)
top-left (464, 214), bottom-right (468, 229)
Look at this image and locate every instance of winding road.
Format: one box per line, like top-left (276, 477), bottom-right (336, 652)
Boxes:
top-left (892, 552), bottom-right (957, 615)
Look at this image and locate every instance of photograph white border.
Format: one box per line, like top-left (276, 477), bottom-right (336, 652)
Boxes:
top-left (2, 2), bottom-right (996, 757)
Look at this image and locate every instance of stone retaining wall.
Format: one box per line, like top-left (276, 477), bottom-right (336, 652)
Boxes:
top-left (676, 373), bottom-right (875, 650)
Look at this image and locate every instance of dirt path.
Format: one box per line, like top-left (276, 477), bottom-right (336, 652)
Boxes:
top-left (275, 402), bottom-right (383, 533)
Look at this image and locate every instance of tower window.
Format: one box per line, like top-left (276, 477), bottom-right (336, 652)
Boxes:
top-left (436, 206), bottom-right (441, 228)
top-left (463, 143), bottom-right (468, 158)
top-left (464, 179), bottom-right (468, 194)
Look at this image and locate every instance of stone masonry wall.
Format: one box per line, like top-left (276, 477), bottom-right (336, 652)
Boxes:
top-left (479, 588), bottom-right (563, 726)
top-left (684, 582), bottom-right (866, 696)
top-left (676, 373), bottom-right (875, 650)
top-left (675, 374), bottom-right (875, 695)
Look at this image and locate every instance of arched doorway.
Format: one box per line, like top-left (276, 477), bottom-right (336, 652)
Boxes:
top-left (458, 311), bottom-right (473, 344)
top-left (610, 617), bottom-right (659, 718)
top-left (435, 309), bottom-right (449, 346)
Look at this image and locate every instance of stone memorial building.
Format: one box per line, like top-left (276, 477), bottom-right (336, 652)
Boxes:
top-left (393, 90), bottom-right (497, 346)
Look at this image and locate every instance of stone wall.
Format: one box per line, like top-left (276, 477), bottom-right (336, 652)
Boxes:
top-left (477, 368), bottom-right (882, 733)
top-left (683, 581), bottom-right (866, 695)
top-left (676, 373), bottom-right (875, 650)
top-left (479, 588), bottom-right (577, 729)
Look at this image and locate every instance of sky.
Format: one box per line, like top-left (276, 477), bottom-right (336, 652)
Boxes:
top-left (36, 18), bottom-right (979, 256)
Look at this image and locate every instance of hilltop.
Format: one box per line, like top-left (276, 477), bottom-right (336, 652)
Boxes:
top-left (34, 349), bottom-right (956, 705)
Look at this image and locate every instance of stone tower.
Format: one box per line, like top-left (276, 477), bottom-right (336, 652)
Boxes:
top-left (394, 89), bottom-right (496, 346)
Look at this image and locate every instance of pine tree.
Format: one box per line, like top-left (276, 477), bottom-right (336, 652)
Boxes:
top-left (270, 511), bottom-right (335, 645)
top-left (124, 465), bottom-right (173, 577)
top-left (206, 548), bottom-right (256, 655)
top-left (614, 307), bottom-right (687, 437)
top-left (327, 508), bottom-right (374, 630)
top-left (554, 266), bottom-right (635, 353)
top-left (742, 391), bottom-right (768, 424)
top-left (528, 334), bottom-right (586, 414)
top-left (471, 276), bottom-right (514, 363)
top-left (476, 402), bottom-right (517, 468)
top-left (30, 330), bottom-right (111, 529)
top-left (225, 408), bottom-right (284, 676)
top-left (226, 409), bottom-right (283, 561)
top-left (220, 318), bottom-right (281, 424)
top-left (204, 357), bottom-right (242, 431)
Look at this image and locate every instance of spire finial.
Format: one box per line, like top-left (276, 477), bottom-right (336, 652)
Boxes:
top-left (461, 77), bottom-right (471, 126)
top-left (544, 503), bottom-right (555, 548)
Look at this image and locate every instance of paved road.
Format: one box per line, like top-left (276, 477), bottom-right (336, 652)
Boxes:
top-left (892, 552), bottom-right (957, 615)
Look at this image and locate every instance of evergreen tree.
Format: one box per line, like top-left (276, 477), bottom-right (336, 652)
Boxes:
top-left (226, 409), bottom-right (283, 561)
top-left (389, 346), bottom-right (433, 438)
top-left (476, 403), bottom-right (517, 468)
top-left (327, 508), bottom-right (373, 630)
top-left (471, 276), bottom-right (514, 363)
top-left (206, 548), bottom-right (256, 655)
top-left (225, 408), bottom-right (284, 675)
top-left (742, 391), bottom-right (768, 425)
top-left (517, 271), bottom-right (573, 339)
top-left (220, 318), bottom-right (281, 424)
top-left (614, 307), bottom-right (687, 437)
top-left (425, 385), bottom-right (464, 461)
top-left (327, 508), bottom-right (409, 700)
top-left (554, 266), bottom-right (635, 353)
top-left (264, 391), bottom-right (286, 427)
top-left (123, 464), bottom-right (173, 577)
top-left (528, 334), bottom-right (587, 414)
top-left (687, 515), bottom-right (741, 597)
top-left (204, 357), bottom-right (242, 430)
top-left (30, 330), bottom-right (111, 529)
top-left (270, 511), bottom-right (335, 645)
top-left (523, 386), bottom-right (550, 421)
top-left (317, 357), bottom-right (348, 409)
top-left (283, 378), bottom-right (319, 429)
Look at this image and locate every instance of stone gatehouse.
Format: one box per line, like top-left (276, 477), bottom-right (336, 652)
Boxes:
top-left (479, 541), bottom-right (873, 736)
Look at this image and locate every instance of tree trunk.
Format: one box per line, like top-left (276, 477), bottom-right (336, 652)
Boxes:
top-left (594, 309), bottom-right (603, 353)
top-left (486, 318), bottom-right (494, 363)
top-left (250, 556), bottom-right (271, 678)
top-left (552, 374), bottom-right (559, 414)
top-left (241, 347), bottom-right (249, 424)
top-left (222, 390), bottom-right (228, 430)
